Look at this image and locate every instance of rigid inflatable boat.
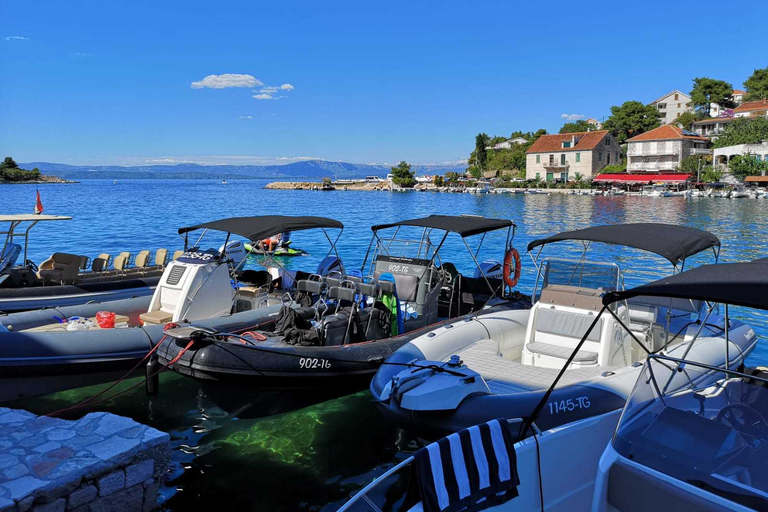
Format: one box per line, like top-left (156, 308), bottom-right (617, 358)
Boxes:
top-left (340, 259), bottom-right (767, 512)
top-left (0, 214), bottom-right (176, 312)
top-left (157, 215), bottom-right (532, 387)
top-left (371, 223), bottom-right (758, 439)
top-left (0, 216), bottom-right (343, 401)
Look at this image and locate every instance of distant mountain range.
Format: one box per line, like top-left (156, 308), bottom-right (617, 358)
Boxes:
top-left (21, 160), bottom-right (467, 180)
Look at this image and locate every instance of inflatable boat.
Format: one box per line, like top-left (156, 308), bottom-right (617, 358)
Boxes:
top-left (371, 223), bottom-right (758, 439)
top-left (339, 260), bottom-right (768, 512)
top-left (157, 214), bottom-right (533, 387)
top-left (0, 214), bottom-right (178, 312)
top-left (0, 216), bottom-right (345, 401)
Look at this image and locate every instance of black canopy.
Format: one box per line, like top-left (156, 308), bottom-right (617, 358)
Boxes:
top-left (527, 223), bottom-right (720, 265)
top-left (603, 258), bottom-right (768, 311)
top-left (371, 215), bottom-right (513, 238)
top-left (178, 216), bottom-right (343, 241)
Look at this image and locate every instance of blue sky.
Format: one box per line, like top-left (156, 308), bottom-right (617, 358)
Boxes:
top-left (1, 0), bottom-right (767, 166)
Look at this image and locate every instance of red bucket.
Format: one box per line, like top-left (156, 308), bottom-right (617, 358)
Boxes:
top-left (96, 311), bottom-right (116, 329)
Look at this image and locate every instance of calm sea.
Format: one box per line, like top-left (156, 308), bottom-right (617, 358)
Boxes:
top-left (2, 179), bottom-right (767, 511)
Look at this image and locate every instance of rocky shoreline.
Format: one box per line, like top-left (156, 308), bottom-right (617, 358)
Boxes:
top-left (0, 175), bottom-right (76, 185)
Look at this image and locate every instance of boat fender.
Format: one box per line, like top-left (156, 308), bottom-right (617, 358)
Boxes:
top-left (503, 247), bottom-right (521, 289)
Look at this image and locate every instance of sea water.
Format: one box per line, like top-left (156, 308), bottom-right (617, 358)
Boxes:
top-left (2, 179), bottom-right (767, 510)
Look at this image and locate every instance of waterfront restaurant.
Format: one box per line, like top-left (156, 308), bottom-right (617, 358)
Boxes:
top-left (592, 172), bottom-right (692, 191)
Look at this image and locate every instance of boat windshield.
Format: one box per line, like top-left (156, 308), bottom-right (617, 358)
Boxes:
top-left (613, 355), bottom-right (768, 509)
top-left (533, 258), bottom-right (622, 301)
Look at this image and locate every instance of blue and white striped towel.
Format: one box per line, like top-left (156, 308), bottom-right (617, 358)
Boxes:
top-left (412, 418), bottom-right (520, 512)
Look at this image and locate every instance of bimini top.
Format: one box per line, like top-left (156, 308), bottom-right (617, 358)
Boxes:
top-left (603, 258), bottom-right (768, 310)
top-left (527, 223), bottom-right (720, 265)
top-left (371, 215), bottom-right (514, 238)
top-left (178, 216), bottom-right (343, 241)
top-left (0, 215), bottom-right (72, 222)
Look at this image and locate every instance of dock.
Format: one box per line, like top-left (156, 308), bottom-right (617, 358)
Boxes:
top-left (0, 408), bottom-right (169, 512)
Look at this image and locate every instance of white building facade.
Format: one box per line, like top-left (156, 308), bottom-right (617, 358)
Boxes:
top-left (626, 125), bottom-right (710, 173)
top-left (649, 90), bottom-right (693, 125)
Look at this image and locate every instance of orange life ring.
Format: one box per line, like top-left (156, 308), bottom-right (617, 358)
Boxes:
top-left (503, 247), bottom-right (521, 288)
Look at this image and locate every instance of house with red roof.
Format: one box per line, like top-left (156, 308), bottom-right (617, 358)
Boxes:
top-left (626, 125), bottom-right (710, 173)
top-left (710, 89), bottom-right (747, 118)
top-left (524, 130), bottom-right (621, 181)
top-left (733, 99), bottom-right (768, 118)
top-left (649, 90), bottom-right (693, 124)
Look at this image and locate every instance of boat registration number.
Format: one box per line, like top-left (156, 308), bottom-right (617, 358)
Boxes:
top-left (388, 264), bottom-right (410, 274)
top-left (299, 357), bottom-right (331, 369)
top-left (547, 396), bottom-right (590, 415)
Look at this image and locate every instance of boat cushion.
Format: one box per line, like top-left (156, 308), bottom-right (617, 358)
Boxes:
top-left (534, 307), bottom-right (603, 342)
top-left (454, 339), bottom-right (613, 394)
top-left (539, 285), bottom-right (603, 311)
top-left (526, 341), bottom-right (598, 363)
top-left (140, 309), bottom-right (173, 325)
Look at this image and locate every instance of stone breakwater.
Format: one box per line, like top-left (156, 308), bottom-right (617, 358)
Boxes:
top-left (0, 408), bottom-right (170, 512)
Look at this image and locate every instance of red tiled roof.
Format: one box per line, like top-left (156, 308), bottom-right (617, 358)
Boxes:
top-left (594, 173), bottom-right (692, 183)
top-left (733, 89), bottom-right (746, 95)
top-left (745, 176), bottom-right (768, 183)
top-left (691, 117), bottom-right (734, 125)
top-left (734, 99), bottom-right (768, 113)
top-left (525, 131), bottom-right (609, 154)
top-left (626, 124), bottom-right (707, 142)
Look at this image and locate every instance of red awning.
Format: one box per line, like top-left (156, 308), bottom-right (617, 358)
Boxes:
top-left (593, 173), bottom-right (692, 183)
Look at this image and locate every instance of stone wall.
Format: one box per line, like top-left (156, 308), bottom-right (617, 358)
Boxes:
top-left (0, 408), bottom-right (170, 512)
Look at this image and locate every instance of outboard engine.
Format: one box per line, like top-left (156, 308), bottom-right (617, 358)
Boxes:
top-left (474, 259), bottom-right (503, 280)
top-left (219, 239), bottom-right (247, 270)
top-left (140, 248), bottom-right (235, 325)
top-left (317, 256), bottom-right (345, 277)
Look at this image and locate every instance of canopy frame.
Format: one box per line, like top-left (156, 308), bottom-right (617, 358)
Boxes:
top-left (0, 215), bottom-right (72, 269)
top-left (361, 215), bottom-right (515, 299)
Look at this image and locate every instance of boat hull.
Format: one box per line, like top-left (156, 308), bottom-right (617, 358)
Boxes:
top-left (0, 276), bottom-right (160, 312)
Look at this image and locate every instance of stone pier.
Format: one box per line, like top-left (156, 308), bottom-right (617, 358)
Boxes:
top-left (0, 408), bottom-right (170, 512)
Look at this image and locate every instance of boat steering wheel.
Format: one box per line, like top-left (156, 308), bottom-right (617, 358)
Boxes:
top-left (25, 259), bottom-right (38, 272)
top-left (716, 403), bottom-right (768, 437)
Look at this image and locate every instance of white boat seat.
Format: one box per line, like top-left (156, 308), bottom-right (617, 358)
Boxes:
top-left (526, 342), bottom-right (598, 364)
top-left (139, 309), bottom-right (173, 325)
top-left (534, 307), bottom-right (603, 342)
top-left (454, 339), bottom-right (614, 394)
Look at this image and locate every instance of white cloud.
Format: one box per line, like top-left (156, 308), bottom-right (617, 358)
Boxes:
top-left (253, 93), bottom-right (275, 100)
top-left (73, 52), bottom-right (92, 57)
top-left (191, 73), bottom-right (263, 89)
top-left (239, 115), bottom-right (253, 119)
top-left (259, 86), bottom-right (279, 94)
top-left (560, 113), bottom-right (585, 121)
top-left (280, 83), bottom-right (295, 91)
top-left (4, 36), bottom-right (29, 41)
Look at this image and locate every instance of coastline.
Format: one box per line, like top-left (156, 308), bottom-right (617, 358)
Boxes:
top-left (0, 175), bottom-right (77, 185)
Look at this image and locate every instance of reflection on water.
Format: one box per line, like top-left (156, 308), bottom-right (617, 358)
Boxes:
top-left (2, 181), bottom-right (767, 510)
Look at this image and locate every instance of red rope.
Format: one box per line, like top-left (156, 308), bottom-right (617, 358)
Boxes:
top-left (165, 339), bottom-right (195, 366)
top-left (46, 335), bottom-right (170, 417)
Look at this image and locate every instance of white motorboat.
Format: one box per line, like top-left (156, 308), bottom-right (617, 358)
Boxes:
top-left (592, 259), bottom-right (768, 512)
top-left (370, 224), bottom-right (755, 439)
top-left (603, 187), bottom-right (625, 196)
top-left (340, 259), bottom-right (764, 512)
top-left (642, 185), bottom-right (673, 197)
top-left (0, 214), bottom-right (175, 312)
top-left (731, 185), bottom-right (750, 198)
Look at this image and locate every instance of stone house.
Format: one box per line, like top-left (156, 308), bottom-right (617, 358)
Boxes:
top-left (733, 99), bottom-right (768, 118)
top-left (649, 90), bottom-right (693, 125)
top-left (525, 130), bottom-right (622, 181)
top-left (691, 117), bottom-right (734, 140)
top-left (626, 125), bottom-right (710, 173)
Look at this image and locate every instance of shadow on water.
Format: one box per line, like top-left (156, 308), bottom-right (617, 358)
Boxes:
top-left (9, 372), bottom-right (410, 511)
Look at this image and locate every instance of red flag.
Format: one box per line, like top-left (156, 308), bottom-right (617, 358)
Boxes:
top-left (34, 189), bottom-right (44, 215)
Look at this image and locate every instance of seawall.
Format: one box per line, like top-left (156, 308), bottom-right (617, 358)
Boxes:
top-left (0, 408), bottom-right (170, 512)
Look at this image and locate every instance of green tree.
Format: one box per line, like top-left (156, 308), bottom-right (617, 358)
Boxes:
top-left (558, 120), bottom-right (591, 133)
top-left (713, 117), bottom-right (768, 148)
top-left (391, 161), bottom-right (416, 188)
top-left (676, 111), bottom-right (700, 130)
top-left (602, 101), bottom-right (660, 143)
top-left (444, 171), bottom-right (461, 183)
top-left (677, 154), bottom-right (712, 174)
top-left (433, 175), bottom-right (444, 187)
top-left (700, 166), bottom-right (723, 183)
top-left (474, 133), bottom-right (489, 171)
top-left (690, 77), bottom-right (735, 117)
top-left (744, 67), bottom-right (768, 101)
top-left (728, 154), bottom-right (768, 179)
top-left (2, 157), bottom-right (18, 169)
